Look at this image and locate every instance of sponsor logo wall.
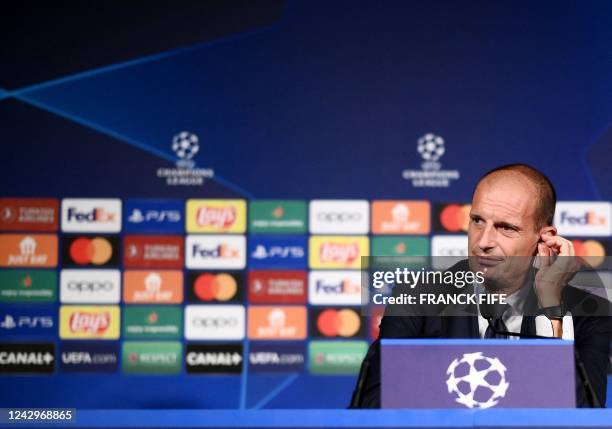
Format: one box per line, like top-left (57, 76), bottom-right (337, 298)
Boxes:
top-left (0, 198), bottom-right (609, 376)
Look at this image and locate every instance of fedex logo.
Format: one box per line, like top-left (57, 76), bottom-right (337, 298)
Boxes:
top-left (67, 208), bottom-right (115, 222)
top-left (309, 271), bottom-right (364, 305)
top-left (62, 199), bottom-right (121, 233)
top-left (554, 202), bottom-right (611, 237)
top-left (559, 211), bottom-right (607, 225)
top-left (192, 244), bottom-right (240, 258)
top-left (186, 235), bottom-right (246, 269)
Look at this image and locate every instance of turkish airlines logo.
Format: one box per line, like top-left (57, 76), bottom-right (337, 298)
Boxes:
top-left (184, 305), bottom-right (245, 340)
top-left (248, 271), bottom-right (307, 304)
top-left (60, 269), bottom-right (120, 304)
top-left (309, 200), bottom-right (370, 234)
top-left (186, 235), bottom-right (246, 269)
top-left (0, 198), bottom-right (58, 231)
top-left (61, 199), bottom-right (121, 233)
top-left (123, 235), bottom-right (183, 268)
top-left (555, 202), bottom-right (611, 237)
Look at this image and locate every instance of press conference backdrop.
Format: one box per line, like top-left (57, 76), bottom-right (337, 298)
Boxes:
top-left (0, 0), bottom-right (611, 410)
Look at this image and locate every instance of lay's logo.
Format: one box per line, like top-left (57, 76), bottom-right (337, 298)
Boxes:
top-left (197, 206), bottom-right (236, 228)
top-left (186, 200), bottom-right (246, 233)
top-left (60, 306), bottom-right (120, 339)
top-left (309, 236), bottom-right (368, 269)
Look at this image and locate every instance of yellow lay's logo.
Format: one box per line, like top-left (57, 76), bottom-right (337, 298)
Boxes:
top-left (186, 200), bottom-right (246, 233)
top-left (60, 305), bottom-right (120, 339)
top-left (309, 236), bottom-right (369, 269)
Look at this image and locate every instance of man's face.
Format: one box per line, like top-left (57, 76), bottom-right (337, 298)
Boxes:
top-left (467, 175), bottom-right (541, 288)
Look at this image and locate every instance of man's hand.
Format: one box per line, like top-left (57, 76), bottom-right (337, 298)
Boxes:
top-left (533, 233), bottom-right (580, 308)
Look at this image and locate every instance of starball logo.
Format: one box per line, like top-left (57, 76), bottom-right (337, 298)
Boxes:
top-left (402, 134), bottom-right (460, 188)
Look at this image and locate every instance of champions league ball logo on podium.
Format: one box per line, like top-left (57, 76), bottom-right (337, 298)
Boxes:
top-left (402, 133), bottom-right (460, 187)
top-left (446, 352), bottom-right (509, 409)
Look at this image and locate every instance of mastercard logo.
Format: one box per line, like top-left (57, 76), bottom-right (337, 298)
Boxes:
top-left (193, 273), bottom-right (238, 301)
top-left (69, 237), bottom-right (113, 265)
top-left (316, 308), bottom-right (361, 337)
top-left (439, 204), bottom-right (471, 232)
top-left (572, 240), bottom-right (606, 267)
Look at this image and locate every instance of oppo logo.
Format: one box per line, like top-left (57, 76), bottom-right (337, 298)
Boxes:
top-left (317, 212), bottom-right (362, 222)
top-left (192, 317), bottom-right (238, 328)
top-left (67, 281), bottom-right (114, 292)
top-left (60, 269), bottom-right (121, 304)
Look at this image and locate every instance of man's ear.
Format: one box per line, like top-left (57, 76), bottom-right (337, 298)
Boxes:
top-left (533, 225), bottom-right (557, 256)
top-left (539, 225), bottom-right (557, 240)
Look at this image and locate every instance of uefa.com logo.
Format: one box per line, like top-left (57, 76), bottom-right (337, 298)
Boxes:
top-left (402, 133), bottom-right (460, 188)
top-left (156, 131), bottom-right (215, 187)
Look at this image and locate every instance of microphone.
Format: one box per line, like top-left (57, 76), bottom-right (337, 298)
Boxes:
top-left (478, 301), bottom-right (602, 407)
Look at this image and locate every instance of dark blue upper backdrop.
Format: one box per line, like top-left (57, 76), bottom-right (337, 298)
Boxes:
top-left (2, 0), bottom-right (611, 200)
top-left (1, 0), bottom-right (610, 409)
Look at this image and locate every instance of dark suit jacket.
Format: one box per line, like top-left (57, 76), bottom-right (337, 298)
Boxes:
top-left (354, 260), bottom-right (612, 408)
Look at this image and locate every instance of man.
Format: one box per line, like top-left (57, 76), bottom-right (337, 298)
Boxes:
top-left (353, 164), bottom-right (611, 408)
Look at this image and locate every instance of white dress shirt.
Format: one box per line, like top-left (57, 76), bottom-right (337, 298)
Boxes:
top-left (474, 282), bottom-right (574, 340)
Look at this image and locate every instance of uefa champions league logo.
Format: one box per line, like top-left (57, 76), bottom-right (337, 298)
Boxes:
top-left (172, 131), bottom-right (199, 168)
top-left (417, 133), bottom-right (445, 170)
top-left (156, 131), bottom-right (214, 186)
top-left (446, 352), bottom-right (509, 409)
top-left (402, 133), bottom-right (460, 187)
